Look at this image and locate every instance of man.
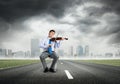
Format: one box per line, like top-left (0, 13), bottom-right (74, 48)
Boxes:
top-left (39, 29), bottom-right (64, 73)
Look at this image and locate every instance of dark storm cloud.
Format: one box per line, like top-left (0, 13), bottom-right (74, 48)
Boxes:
top-left (0, 0), bottom-right (76, 46)
top-left (79, 18), bottom-right (100, 26)
top-left (0, 19), bottom-right (30, 42)
top-left (96, 20), bottom-right (120, 44)
top-left (96, 17), bottom-right (120, 36)
top-left (109, 31), bottom-right (120, 44)
top-left (96, 25), bottom-right (120, 36)
top-left (96, 0), bottom-right (120, 44)
top-left (0, 0), bottom-right (120, 47)
top-left (0, 0), bottom-right (77, 34)
top-left (74, 0), bottom-right (120, 44)
top-left (101, 0), bottom-right (120, 15)
top-left (0, 0), bottom-right (74, 22)
top-left (77, 18), bottom-right (100, 33)
top-left (0, 18), bottom-right (10, 33)
top-left (84, 6), bottom-right (111, 17)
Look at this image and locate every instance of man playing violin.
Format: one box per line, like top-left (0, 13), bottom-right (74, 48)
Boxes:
top-left (39, 29), bottom-right (65, 73)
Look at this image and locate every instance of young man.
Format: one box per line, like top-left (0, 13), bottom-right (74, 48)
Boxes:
top-left (39, 30), bottom-right (63, 73)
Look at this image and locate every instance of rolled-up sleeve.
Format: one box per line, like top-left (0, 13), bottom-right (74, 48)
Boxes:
top-left (54, 41), bottom-right (61, 48)
top-left (39, 38), bottom-right (48, 49)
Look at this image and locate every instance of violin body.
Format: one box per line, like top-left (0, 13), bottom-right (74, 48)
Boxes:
top-left (50, 37), bottom-right (68, 41)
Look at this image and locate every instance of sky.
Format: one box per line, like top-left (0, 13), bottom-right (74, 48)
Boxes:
top-left (0, 0), bottom-right (120, 55)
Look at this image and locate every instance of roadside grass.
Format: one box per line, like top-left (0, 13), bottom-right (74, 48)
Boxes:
top-left (0, 59), bottom-right (120, 69)
top-left (0, 60), bottom-right (40, 69)
top-left (76, 60), bottom-right (120, 66)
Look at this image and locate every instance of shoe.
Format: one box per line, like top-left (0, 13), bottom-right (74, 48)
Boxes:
top-left (49, 68), bottom-right (56, 73)
top-left (44, 67), bottom-right (49, 73)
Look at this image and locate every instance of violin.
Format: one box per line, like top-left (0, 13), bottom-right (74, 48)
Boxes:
top-left (50, 37), bottom-right (68, 41)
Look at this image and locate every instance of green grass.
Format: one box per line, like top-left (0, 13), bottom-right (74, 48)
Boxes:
top-left (0, 60), bottom-right (40, 69)
top-left (77, 60), bottom-right (120, 66)
top-left (0, 59), bottom-right (120, 69)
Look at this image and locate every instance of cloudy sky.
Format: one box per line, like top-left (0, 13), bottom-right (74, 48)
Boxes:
top-left (0, 0), bottom-right (120, 55)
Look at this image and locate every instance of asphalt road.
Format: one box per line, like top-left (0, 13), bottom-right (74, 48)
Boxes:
top-left (0, 60), bottom-right (120, 84)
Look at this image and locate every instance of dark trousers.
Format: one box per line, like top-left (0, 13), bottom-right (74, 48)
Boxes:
top-left (40, 51), bottom-right (59, 70)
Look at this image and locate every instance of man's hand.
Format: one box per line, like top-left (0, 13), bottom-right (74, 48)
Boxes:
top-left (62, 38), bottom-right (65, 40)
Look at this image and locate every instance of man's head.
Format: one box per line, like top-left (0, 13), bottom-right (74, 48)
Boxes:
top-left (48, 29), bottom-right (55, 38)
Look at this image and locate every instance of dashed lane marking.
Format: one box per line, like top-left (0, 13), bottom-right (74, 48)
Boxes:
top-left (64, 70), bottom-right (73, 79)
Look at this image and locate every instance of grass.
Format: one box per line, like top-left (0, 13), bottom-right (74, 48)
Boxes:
top-left (0, 59), bottom-right (120, 69)
top-left (0, 60), bottom-right (40, 69)
top-left (77, 60), bottom-right (120, 66)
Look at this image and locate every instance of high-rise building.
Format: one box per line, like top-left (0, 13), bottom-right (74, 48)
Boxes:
top-left (76, 45), bottom-right (84, 56)
top-left (7, 49), bottom-right (13, 57)
top-left (85, 45), bottom-right (89, 56)
top-left (0, 48), bottom-right (7, 57)
top-left (70, 46), bottom-right (74, 56)
top-left (0, 48), bottom-right (2, 57)
top-left (13, 51), bottom-right (25, 58)
top-left (25, 51), bottom-right (31, 57)
top-left (31, 39), bottom-right (40, 57)
top-left (8, 49), bottom-right (12, 55)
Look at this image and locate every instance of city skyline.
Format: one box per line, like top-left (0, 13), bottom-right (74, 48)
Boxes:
top-left (0, 44), bottom-right (120, 58)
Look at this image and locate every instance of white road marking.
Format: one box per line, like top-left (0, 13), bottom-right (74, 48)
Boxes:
top-left (64, 70), bottom-right (73, 79)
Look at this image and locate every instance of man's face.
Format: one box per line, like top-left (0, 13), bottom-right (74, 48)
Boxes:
top-left (49, 32), bottom-right (55, 37)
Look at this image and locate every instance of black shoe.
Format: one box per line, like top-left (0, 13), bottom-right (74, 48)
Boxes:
top-left (49, 68), bottom-right (56, 73)
top-left (44, 67), bottom-right (48, 73)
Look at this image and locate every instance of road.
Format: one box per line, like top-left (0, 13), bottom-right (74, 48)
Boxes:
top-left (0, 60), bottom-right (120, 84)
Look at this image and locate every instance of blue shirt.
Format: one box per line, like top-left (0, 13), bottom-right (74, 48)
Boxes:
top-left (39, 37), bottom-right (61, 51)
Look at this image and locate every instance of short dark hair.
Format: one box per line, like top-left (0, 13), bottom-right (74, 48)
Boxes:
top-left (49, 29), bottom-right (55, 33)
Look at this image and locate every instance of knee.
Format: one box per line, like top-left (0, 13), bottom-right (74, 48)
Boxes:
top-left (55, 56), bottom-right (59, 60)
top-left (40, 55), bottom-right (44, 60)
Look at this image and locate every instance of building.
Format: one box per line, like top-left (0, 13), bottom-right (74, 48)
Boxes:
top-left (8, 49), bottom-right (12, 55)
top-left (76, 45), bottom-right (84, 56)
top-left (85, 45), bottom-right (89, 56)
top-left (0, 49), bottom-right (2, 56)
top-left (31, 39), bottom-right (40, 57)
top-left (105, 53), bottom-right (113, 57)
top-left (7, 49), bottom-right (13, 58)
top-left (70, 46), bottom-right (74, 56)
top-left (13, 51), bottom-right (25, 58)
top-left (25, 51), bottom-right (31, 57)
top-left (0, 48), bottom-right (7, 57)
